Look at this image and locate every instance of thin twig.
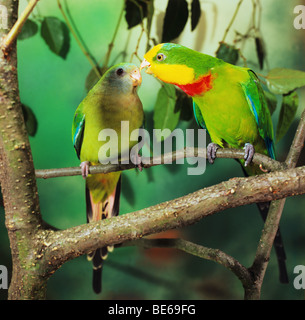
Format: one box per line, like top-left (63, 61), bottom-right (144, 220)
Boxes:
top-left (285, 108), bottom-right (305, 169)
top-left (103, 1), bottom-right (125, 68)
top-left (130, 27), bottom-right (144, 63)
top-left (251, 0), bottom-right (257, 30)
top-left (221, 0), bottom-right (244, 43)
top-left (2, 0), bottom-right (40, 55)
top-left (122, 238), bottom-right (252, 286)
top-left (57, 0), bottom-right (101, 78)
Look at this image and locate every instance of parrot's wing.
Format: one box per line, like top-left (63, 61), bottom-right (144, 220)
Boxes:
top-left (193, 101), bottom-right (207, 131)
top-left (72, 105), bottom-right (85, 159)
top-left (241, 70), bottom-right (275, 159)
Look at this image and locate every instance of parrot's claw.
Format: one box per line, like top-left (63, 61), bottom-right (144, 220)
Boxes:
top-left (80, 161), bottom-right (90, 179)
top-left (132, 153), bottom-right (143, 172)
top-left (243, 143), bottom-right (255, 167)
top-left (207, 143), bottom-right (219, 164)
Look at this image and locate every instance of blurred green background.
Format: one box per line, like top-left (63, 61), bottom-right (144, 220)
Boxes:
top-left (1, 0), bottom-right (305, 300)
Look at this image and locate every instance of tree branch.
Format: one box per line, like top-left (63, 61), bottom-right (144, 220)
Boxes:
top-left (103, 1), bottom-right (125, 68)
top-left (0, 0), bottom-right (44, 300)
top-left (1, 0), bottom-right (40, 55)
top-left (247, 110), bottom-right (305, 298)
top-left (35, 147), bottom-right (285, 179)
top-left (286, 107), bottom-right (305, 169)
top-left (39, 165), bottom-right (305, 292)
top-left (249, 199), bottom-right (286, 299)
top-left (121, 238), bottom-right (252, 288)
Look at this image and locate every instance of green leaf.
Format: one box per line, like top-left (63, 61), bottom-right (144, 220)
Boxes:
top-left (255, 36), bottom-right (265, 70)
top-left (85, 66), bottom-right (107, 93)
top-left (266, 68), bottom-right (305, 95)
top-left (162, 0), bottom-right (188, 42)
top-left (21, 104), bottom-right (38, 136)
top-left (124, 0), bottom-right (148, 29)
top-left (41, 17), bottom-right (70, 59)
top-left (276, 91), bottom-right (299, 142)
top-left (121, 173), bottom-right (135, 206)
top-left (176, 89), bottom-right (193, 121)
top-left (215, 42), bottom-right (239, 65)
top-left (264, 90), bottom-right (277, 115)
top-left (191, 0), bottom-right (201, 31)
top-left (0, 186), bottom-right (3, 207)
top-left (145, 0), bottom-right (155, 51)
top-left (153, 83), bottom-right (179, 141)
top-left (18, 19), bottom-right (38, 40)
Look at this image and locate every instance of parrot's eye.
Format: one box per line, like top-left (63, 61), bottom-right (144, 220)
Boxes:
top-left (116, 68), bottom-right (124, 76)
top-left (156, 53), bottom-right (166, 61)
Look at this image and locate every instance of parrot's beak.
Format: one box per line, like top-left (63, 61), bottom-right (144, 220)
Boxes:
top-left (130, 68), bottom-right (142, 86)
top-left (140, 59), bottom-right (152, 74)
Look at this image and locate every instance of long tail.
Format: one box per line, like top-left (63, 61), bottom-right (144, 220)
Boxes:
top-left (86, 176), bottom-right (121, 294)
top-left (257, 202), bottom-right (288, 283)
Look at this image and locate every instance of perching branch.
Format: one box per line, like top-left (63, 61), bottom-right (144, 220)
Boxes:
top-left (35, 147), bottom-right (285, 179)
top-left (38, 164), bottom-right (305, 300)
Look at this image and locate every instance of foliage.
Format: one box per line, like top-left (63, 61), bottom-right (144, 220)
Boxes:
top-left (2, 0), bottom-right (305, 300)
top-left (18, 19), bottom-right (38, 40)
top-left (153, 83), bottom-right (178, 141)
top-left (276, 91), bottom-right (299, 142)
top-left (18, 16), bottom-right (70, 59)
top-left (125, 0), bottom-right (149, 29)
top-left (21, 104), bottom-right (38, 136)
top-left (40, 16), bottom-right (70, 59)
top-left (16, 0), bottom-right (305, 146)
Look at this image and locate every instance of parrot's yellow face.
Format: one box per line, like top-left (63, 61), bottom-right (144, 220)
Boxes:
top-left (140, 43), bottom-right (195, 85)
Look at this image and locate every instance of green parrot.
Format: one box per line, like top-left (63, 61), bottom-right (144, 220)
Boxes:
top-left (140, 43), bottom-right (288, 283)
top-left (72, 63), bottom-right (144, 293)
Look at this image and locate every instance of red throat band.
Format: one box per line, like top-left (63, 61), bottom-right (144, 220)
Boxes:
top-left (176, 73), bottom-right (213, 97)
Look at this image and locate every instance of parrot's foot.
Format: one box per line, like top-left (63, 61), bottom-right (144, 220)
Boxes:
top-left (243, 143), bottom-right (255, 167)
top-left (131, 153), bottom-right (143, 172)
top-left (207, 143), bottom-right (219, 164)
top-left (80, 161), bottom-right (90, 178)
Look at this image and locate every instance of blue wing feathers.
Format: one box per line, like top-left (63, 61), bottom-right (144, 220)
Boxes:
top-left (241, 70), bottom-right (275, 159)
top-left (265, 137), bottom-right (276, 160)
top-left (73, 113), bottom-right (85, 159)
top-left (246, 95), bottom-right (259, 126)
top-left (193, 101), bottom-right (207, 130)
